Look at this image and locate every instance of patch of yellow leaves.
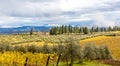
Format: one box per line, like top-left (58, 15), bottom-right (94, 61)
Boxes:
top-left (13, 42), bottom-right (54, 47)
top-left (80, 36), bottom-right (120, 60)
top-left (0, 51), bottom-right (57, 66)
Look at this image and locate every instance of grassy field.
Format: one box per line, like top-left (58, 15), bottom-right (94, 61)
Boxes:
top-left (58, 61), bottom-right (110, 66)
top-left (80, 36), bottom-right (120, 59)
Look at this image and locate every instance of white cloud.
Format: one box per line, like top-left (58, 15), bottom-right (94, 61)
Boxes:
top-left (0, 0), bottom-right (120, 27)
top-left (60, 0), bottom-right (103, 11)
top-left (92, 14), bottom-right (115, 27)
top-left (81, 11), bottom-right (120, 27)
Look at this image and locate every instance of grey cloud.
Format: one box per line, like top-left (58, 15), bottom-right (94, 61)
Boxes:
top-left (1, 0), bottom-right (120, 18)
top-left (0, 0), bottom-right (120, 26)
top-left (0, 0), bottom-right (61, 17)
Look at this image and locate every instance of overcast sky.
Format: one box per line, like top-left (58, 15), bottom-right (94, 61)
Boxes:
top-left (0, 0), bottom-right (120, 27)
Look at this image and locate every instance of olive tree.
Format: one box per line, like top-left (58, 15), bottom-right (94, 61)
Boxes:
top-left (61, 37), bottom-right (82, 66)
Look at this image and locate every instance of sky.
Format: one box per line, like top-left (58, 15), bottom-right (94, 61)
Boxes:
top-left (0, 0), bottom-right (120, 27)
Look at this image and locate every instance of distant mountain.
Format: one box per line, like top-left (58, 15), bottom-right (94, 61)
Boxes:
top-left (0, 22), bottom-right (93, 34)
top-left (0, 26), bottom-right (52, 34)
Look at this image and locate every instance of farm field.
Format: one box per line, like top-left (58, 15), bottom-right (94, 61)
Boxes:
top-left (1, 0), bottom-right (120, 65)
top-left (0, 32), bottom-right (120, 66)
top-left (0, 32), bottom-right (116, 44)
top-left (80, 36), bottom-right (120, 59)
top-left (0, 52), bottom-right (57, 66)
top-left (0, 52), bottom-right (110, 66)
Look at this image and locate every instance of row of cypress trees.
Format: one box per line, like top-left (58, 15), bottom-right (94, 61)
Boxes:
top-left (50, 25), bottom-right (120, 35)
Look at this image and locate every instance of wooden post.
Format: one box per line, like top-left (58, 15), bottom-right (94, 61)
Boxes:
top-left (24, 57), bottom-right (28, 66)
top-left (56, 54), bottom-right (61, 66)
top-left (46, 55), bottom-right (50, 66)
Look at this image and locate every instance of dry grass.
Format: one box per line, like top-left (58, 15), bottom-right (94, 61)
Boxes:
top-left (80, 36), bottom-right (120, 60)
top-left (12, 42), bottom-right (54, 47)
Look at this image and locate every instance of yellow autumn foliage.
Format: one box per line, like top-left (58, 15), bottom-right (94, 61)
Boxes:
top-left (80, 36), bottom-right (120, 59)
top-left (0, 51), bottom-right (57, 66)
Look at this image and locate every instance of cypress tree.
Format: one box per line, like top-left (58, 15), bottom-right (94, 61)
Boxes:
top-left (100, 27), bottom-right (104, 32)
top-left (59, 27), bottom-right (62, 34)
top-left (65, 25), bottom-right (68, 33)
top-left (30, 28), bottom-right (34, 35)
top-left (50, 28), bottom-right (54, 35)
top-left (55, 26), bottom-right (59, 35)
top-left (62, 25), bottom-right (65, 34)
top-left (83, 27), bottom-right (89, 34)
top-left (113, 26), bottom-right (118, 31)
top-left (108, 26), bottom-right (112, 31)
top-left (79, 27), bottom-right (82, 33)
top-left (104, 27), bottom-right (107, 32)
top-left (95, 27), bottom-right (99, 32)
top-left (75, 26), bottom-right (79, 33)
top-left (68, 24), bottom-right (73, 33)
top-left (91, 27), bottom-right (94, 33)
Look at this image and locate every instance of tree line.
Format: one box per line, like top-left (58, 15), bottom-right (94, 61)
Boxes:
top-left (50, 25), bottom-right (120, 35)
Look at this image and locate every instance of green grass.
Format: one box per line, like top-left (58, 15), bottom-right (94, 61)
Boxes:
top-left (58, 61), bottom-right (111, 66)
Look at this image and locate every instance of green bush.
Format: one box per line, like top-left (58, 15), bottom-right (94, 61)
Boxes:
top-left (83, 44), bottom-right (97, 60)
top-left (14, 46), bottom-right (27, 53)
top-left (42, 44), bottom-right (52, 54)
top-left (25, 45), bottom-right (37, 53)
top-left (99, 45), bottom-right (113, 59)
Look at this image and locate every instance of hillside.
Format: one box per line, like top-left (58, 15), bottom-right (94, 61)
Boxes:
top-left (0, 26), bottom-right (51, 34)
top-left (80, 36), bottom-right (120, 59)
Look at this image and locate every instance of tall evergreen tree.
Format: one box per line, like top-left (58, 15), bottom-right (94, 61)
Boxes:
top-left (59, 27), bottom-right (63, 34)
top-left (55, 26), bottom-right (59, 35)
top-left (30, 28), bottom-right (34, 35)
top-left (75, 26), bottom-right (79, 33)
top-left (83, 27), bottom-right (89, 34)
top-left (100, 27), bottom-right (104, 32)
top-left (108, 26), bottom-right (112, 31)
top-left (91, 27), bottom-right (94, 33)
top-left (90, 27), bottom-right (94, 34)
top-left (104, 27), bottom-right (107, 32)
top-left (50, 28), bottom-right (53, 35)
top-left (62, 25), bottom-right (65, 34)
top-left (95, 27), bottom-right (99, 32)
top-left (65, 25), bottom-right (68, 33)
top-left (68, 24), bottom-right (73, 33)
top-left (113, 26), bottom-right (118, 31)
top-left (79, 27), bottom-right (82, 33)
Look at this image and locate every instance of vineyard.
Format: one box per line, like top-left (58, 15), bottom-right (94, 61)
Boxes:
top-left (0, 31), bottom-right (120, 66)
top-left (0, 52), bottom-right (57, 66)
top-left (1, 31), bottom-right (119, 45)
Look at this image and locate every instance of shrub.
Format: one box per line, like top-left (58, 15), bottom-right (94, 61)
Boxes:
top-left (36, 46), bottom-right (43, 53)
top-left (99, 45), bottom-right (113, 59)
top-left (0, 44), bottom-right (13, 52)
top-left (83, 44), bottom-right (97, 60)
top-left (14, 46), bottom-right (27, 53)
top-left (42, 44), bottom-right (52, 54)
top-left (83, 44), bottom-right (113, 60)
top-left (26, 45), bottom-right (37, 53)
